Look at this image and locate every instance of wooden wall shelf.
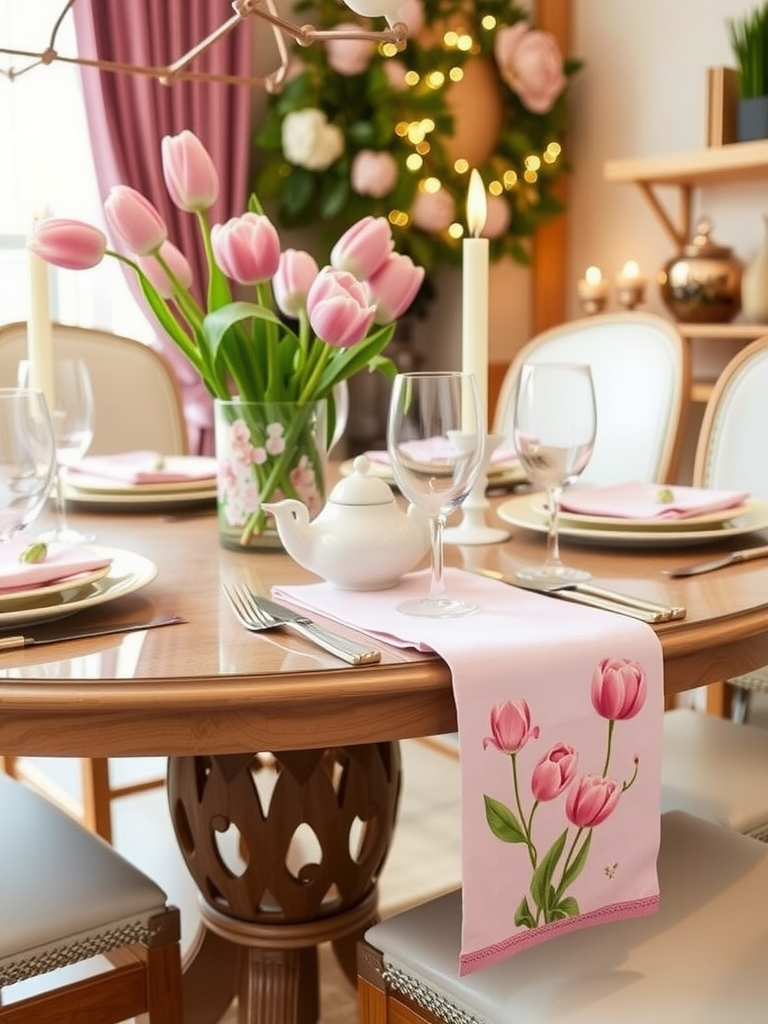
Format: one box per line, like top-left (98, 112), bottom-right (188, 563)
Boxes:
top-left (677, 322), bottom-right (768, 404)
top-left (604, 140), bottom-right (768, 250)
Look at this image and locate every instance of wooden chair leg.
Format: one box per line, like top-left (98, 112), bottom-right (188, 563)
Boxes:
top-left (80, 757), bottom-right (114, 843)
top-left (705, 681), bottom-right (732, 719)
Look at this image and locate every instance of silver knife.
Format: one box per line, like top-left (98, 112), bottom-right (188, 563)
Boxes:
top-left (477, 569), bottom-right (684, 623)
top-left (256, 595), bottom-right (381, 665)
top-left (665, 543), bottom-right (768, 577)
top-left (0, 615), bottom-right (186, 651)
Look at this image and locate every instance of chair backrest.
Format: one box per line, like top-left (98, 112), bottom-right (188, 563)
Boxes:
top-left (0, 322), bottom-right (188, 456)
top-left (693, 333), bottom-right (768, 495)
top-left (493, 312), bottom-right (689, 485)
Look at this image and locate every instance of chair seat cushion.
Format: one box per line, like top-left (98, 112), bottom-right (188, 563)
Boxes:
top-left (0, 774), bottom-right (168, 962)
top-left (366, 812), bottom-right (768, 1023)
top-left (661, 708), bottom-right (768, 834)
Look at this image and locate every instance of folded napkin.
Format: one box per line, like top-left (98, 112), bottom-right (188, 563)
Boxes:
top-left (274, 568), bottom-right (663, 975)
top-left (71, 451), bottom-right (217, 486)
top-left (560, 481), bottom-right (749, 520)
top-left (0, 539), bottom-right (112, 593)
top-left (365, 440), bottom-right (518, 466)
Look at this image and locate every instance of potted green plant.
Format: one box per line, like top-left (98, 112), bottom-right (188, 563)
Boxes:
top-left (728, 1), bottom-right (768, 141)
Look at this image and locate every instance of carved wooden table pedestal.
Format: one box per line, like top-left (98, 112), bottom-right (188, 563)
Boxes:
top-left (167, 742), bottom-right (402, 1024)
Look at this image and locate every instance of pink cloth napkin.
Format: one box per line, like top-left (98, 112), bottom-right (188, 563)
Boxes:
top-left (560, 481), bottom-right (749, 520)
top-left (274, 568), bottom-right (663, 975)
top-left (365, 441), bottom-right (519, 466)
top-left (71, 451), bottom-right (216, 486)
top-left (0, 539), bottom-right (112, 592)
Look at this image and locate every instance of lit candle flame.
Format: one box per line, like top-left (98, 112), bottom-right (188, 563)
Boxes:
top-left (466, 168), bottom-right (487, 239)
top-left (584, 265), bottom-right (603, 285)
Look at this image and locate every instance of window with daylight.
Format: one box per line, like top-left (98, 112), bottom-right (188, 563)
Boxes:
top-left (0, 1), bottom-right (152, 342)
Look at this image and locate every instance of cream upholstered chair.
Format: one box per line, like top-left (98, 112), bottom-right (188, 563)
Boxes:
top-left (692, 334), bottom-right (768, 723)
top-left (358, 811), bottom-right (768, 1024)
top-left (0, 773), bottom-right (183, 1023)
top-left (0, 321), bottom-right (188, 455)
top-left (0, 320), bottom-right (188, 842)
top-left (493, 311), bottom-right (689, 485)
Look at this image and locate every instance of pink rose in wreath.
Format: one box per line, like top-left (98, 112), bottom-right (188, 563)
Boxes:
top-left (494, 23), bottom-right (566, 114)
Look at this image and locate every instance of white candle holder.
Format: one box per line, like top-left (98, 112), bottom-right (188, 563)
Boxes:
top-left (444, 433), bottom-right (511, 546)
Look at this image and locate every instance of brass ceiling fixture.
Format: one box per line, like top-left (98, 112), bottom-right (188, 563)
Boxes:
top-left (0, 0), bottom-right (409, 93)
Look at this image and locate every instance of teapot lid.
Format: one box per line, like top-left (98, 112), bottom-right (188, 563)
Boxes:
top-left (330, 455), bottom-right (395, 505)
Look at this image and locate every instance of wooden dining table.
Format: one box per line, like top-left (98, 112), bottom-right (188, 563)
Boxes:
top-left (3, 496), bottom-right (768, 1024)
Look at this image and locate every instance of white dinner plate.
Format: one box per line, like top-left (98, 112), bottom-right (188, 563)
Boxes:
top-left (534, 497), bottom-right (755, 531)
top-left (68, 456), bottom-right (217, 495)
top-left (0, 564), bottom-right (112, 611)
top-left (497, 493), bottom-right (768, 548)
top-left (339, 457), bottom-right (527, 489)
top-left (0, 547), bottom-right (158, 630)
top-left (65, 483), bottom-right (217, 511)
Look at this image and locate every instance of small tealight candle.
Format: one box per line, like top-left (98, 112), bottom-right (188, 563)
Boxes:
top-left (577, 265), bottom-right (608, 315)
top-left (615, 260), bottom-right (647, 310)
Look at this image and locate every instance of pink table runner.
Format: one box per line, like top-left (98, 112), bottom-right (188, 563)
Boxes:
top-left (274, 568), bottom-right (663, 975)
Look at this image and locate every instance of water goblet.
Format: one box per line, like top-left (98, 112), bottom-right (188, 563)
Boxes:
top-left (513, 362), bottom-right (596, 583)
top-left (0, 388), bottom-right (57, 541)
top-left (387, 371), bottom-right (485, 617)
top-left (20, 359), bottom-right (96, 544)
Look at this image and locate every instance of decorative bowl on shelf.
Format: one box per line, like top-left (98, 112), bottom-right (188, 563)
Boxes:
top-left (658, 217), bottom-right (743, 323)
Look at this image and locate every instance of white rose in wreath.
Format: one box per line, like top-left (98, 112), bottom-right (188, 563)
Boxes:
top-left (282, 109), bottom-right (345, 171)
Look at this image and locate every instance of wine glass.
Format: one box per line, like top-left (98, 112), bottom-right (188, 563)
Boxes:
top-left (20, 359), bottom-right (96, 544)
top-left (513, 362), bottom-right (596, 583)
top-left (0, 388), bottom-right (57, 541)
top-left (387, 371), bottom-right (485, 617)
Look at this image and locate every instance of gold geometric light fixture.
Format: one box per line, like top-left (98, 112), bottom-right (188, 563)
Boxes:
top-left (0, 0), bottom-right (409, 92)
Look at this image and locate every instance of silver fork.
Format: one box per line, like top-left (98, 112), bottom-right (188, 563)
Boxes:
top-left (222, 584), bottom-right (381, 665)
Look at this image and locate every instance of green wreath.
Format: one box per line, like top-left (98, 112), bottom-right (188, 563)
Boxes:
top-left (253, 0), bottom-right (581, 273)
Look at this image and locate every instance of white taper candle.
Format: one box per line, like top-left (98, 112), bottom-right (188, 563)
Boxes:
top-left (461, 168), bottom-right (489, 431)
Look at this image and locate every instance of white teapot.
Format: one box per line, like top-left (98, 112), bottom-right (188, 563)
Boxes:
top-left (263, 455), bottom-right (430, 590)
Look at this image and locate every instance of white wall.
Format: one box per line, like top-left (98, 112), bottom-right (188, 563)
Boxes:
top-left (568, 0), bottom-right (768, 372)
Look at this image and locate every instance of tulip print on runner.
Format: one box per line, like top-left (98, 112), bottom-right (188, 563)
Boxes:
top-left (483, 654), bottom-right (647, 932)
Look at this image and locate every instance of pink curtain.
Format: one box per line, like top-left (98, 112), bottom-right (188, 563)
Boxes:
top-left (73, 1), bottom-right (254, 454)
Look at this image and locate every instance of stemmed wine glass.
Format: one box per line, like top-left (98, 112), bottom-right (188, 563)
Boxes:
top-left (387, 371), bottom-right (485, 617)
top-left (20, 359), bottom-right (96, 544)
top-left (0, 388), bottom-right (57, 541)
top-left (513, 362), bottom-right (596, 583)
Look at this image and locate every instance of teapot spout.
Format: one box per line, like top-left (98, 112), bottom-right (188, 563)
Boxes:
top-left (261, 499), bottom-right (314, 568)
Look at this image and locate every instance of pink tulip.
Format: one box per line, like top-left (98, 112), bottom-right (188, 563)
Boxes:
top-left (410, 189), bottom-right (456, 233)
top-left (351, 150), bottom-right (399, 199)
top-left (306, 267), bottom-right (376, 348)
top-left (591, 657), bottom-right (647, 721)
top-left (482, 700), bottom-right (540, 755)
top-left (330, 216), bottom-right (393, 280)
top-left (566, 774), bottom-right (620, 828)
top-left (28, 218), bottom-right (106, 270)
top-left (494, 23), bottom-right (566, 114)
top-left (104, 185), bottom-right (168, 255)
top-left (326, 28), bottom-right (375, 76)
top-left (273, 249), bottom-right (319, 318)
top-left (211, 212), bottom-right (281, 285)
top-left (161, 130), bottom-right (219, 213)
top-left (138, 240), bottom-right (193, 298)
top-left (366, 252), bottom-right (424, 324)
top-left (530, 742), bottom-right (578, 801)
